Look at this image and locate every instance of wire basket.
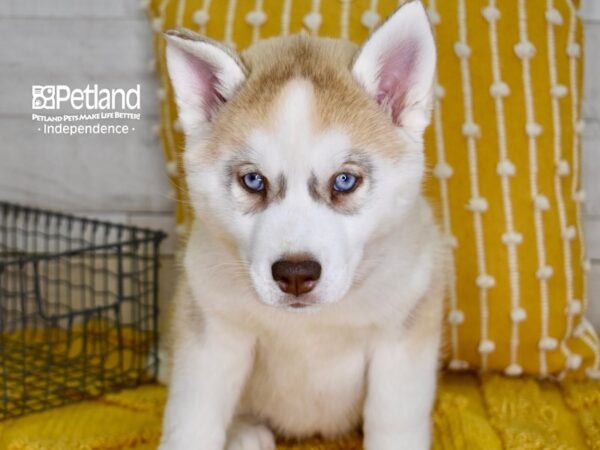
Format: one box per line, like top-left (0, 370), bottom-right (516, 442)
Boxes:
top-left (0, 201), bottom-right (166, 419)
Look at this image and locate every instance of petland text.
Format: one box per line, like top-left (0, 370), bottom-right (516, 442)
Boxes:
top-left (32, 84), bottom-right (141, 111)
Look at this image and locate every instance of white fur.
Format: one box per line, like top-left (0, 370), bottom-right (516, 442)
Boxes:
top-left (161, 2), bottom-right (442, 450)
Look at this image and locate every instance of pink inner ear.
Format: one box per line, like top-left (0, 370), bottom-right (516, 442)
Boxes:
top-left (375, 40), bottom-right (419, 125)
top-left (184, 52), bottom-right (226, 120)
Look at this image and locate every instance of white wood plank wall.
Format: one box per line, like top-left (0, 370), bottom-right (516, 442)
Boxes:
top-left (582, 0), bottom-right (600, 327)
top-left (0, 0), bottom-right (175, 254)
top-left (0, 0), bottom-right (598, 324)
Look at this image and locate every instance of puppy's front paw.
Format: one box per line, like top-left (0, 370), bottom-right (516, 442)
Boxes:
top-left (364, 428), bottom-right (430, 450)
top-left (226, 420), bottom-right (275, 450)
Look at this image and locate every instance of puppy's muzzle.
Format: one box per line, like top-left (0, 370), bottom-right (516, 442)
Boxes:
top-left (271, 257), bottom-right (321, 297)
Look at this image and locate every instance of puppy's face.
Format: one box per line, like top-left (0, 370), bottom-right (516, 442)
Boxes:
top-left (166, 2), bottom-right (436, 311)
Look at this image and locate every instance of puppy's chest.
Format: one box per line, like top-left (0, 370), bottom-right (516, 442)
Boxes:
top-left (240, 330), bottom-right (368, 437)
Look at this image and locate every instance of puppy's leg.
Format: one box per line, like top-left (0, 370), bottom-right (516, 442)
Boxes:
top-left (159, 316), bottom-right (255, 450)
top-left (226, 416), bottom-right (275, 450)
top-left (363, 297), bottom-right (442, 450)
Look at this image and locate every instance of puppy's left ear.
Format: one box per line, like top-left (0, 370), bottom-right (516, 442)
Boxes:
top-left (351, 1), bottom-right (436, 141)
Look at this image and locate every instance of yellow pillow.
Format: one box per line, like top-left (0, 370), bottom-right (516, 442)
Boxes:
top-left (147, 0), bottom-right (599, 379)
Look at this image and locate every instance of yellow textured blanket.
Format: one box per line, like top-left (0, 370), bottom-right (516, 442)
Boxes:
top-left (1, 373), bottom-right (598, 450)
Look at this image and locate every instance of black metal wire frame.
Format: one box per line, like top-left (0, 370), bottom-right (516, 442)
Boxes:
top-left (0, 201), bottom-right (166, 419)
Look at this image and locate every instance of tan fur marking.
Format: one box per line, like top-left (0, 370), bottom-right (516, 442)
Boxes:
top-left (200, 35), bottom-right (406, 163)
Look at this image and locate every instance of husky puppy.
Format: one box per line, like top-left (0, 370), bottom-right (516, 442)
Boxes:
top-left (160, 2), bottom-right (445, 449)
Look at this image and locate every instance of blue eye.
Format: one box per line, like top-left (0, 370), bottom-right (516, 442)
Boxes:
top-left (333, 173), bottom-right (359, 192)
top-left (241, 172), bottom-right (265, 192)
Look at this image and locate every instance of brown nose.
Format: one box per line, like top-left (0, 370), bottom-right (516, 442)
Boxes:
top-left (271, 259), bottom-right (321, 296)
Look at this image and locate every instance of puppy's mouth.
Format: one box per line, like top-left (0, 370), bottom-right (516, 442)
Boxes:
top-left (279, 296), bottom-right (322, 312)
top-left (289, 302), bottom-right (309, 309)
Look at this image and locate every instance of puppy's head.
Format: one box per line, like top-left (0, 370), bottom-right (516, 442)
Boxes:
top-left (165, 1), bottom-right (436, 311)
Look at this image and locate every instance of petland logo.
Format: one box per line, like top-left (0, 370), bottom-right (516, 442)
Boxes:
top-left (32, 84), bottom-right (141, 110)
top-left (31, 84), bottom-right (142, 135)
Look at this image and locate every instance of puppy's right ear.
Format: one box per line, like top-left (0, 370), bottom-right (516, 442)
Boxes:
top-left (164, 30), bottom-right (247, 135)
